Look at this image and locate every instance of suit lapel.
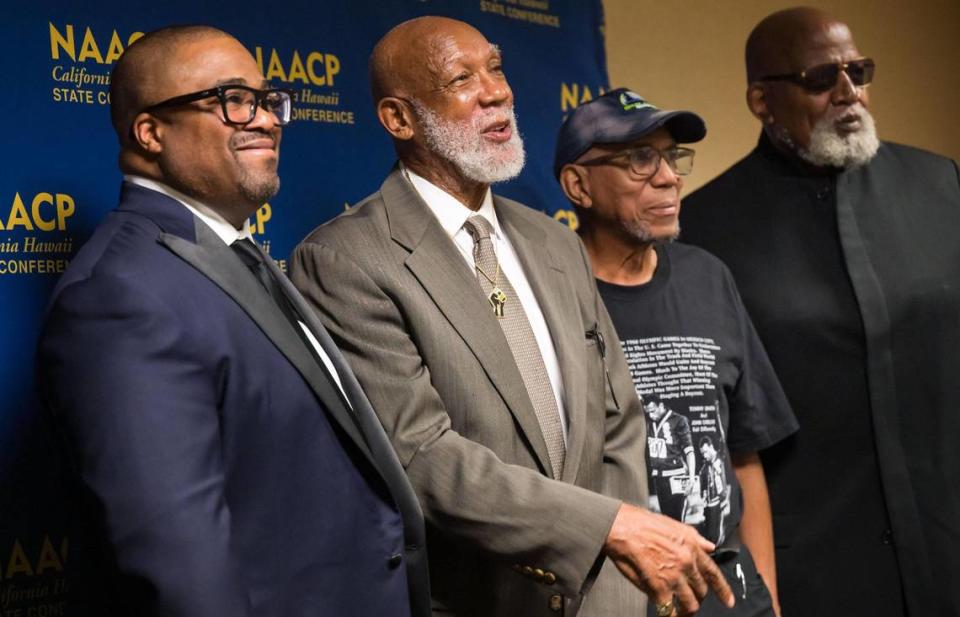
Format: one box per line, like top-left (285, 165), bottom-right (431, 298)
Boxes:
top-left (158, 215), bottom-right (377, 467)
top-left (495, 197), bottom-right (588, 484)
top-left (275, 265), bottom-right (427, 515)
top-left (381, 170), bottom-right (555, 477)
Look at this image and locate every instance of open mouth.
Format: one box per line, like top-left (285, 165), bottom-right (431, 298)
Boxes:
top-left (834, 112), bottom-right (862, 133)
top-left (481, 119), bottom-right (512, 143)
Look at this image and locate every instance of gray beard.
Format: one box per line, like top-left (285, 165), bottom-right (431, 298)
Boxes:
top-left (626, 222), bottom-right (679, 245)
top-left (410, 99), bottom-right (526, 184)
top-left (775, 105), bottom-right (880, 169)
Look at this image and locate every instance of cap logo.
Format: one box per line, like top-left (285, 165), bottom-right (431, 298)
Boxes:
top-left (619, 90), bottom-right (657, 112)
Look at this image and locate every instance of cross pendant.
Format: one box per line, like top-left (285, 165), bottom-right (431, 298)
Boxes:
top-left (488, 287), bottom-right (507, 318)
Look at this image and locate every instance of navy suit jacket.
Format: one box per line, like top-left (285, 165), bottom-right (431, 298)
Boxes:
top-left (37, 182), bottom-right (430, 617)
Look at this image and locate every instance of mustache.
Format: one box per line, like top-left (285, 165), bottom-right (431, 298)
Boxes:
top-left (472, 108), bottom-right (515, 130)
top-left (824, 102), bottom-right (866, 122)
top-left (408, 96), bottom-right (517, 134)
top-left (230, 131), bottom-right (277, 149)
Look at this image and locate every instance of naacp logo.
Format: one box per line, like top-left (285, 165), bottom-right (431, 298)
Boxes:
top-left (560, 83), bottom-right (606, 114)
top-left (0, 191), bottom-right (77, 276)
top-left (48, 23), bottom-right (144, 106)
top-left (255, 45), bottom-right (355, 126)
top-left (0, 535), bottom-right (71, 617)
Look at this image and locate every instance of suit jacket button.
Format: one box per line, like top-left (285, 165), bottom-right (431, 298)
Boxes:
top-left (522, 565), bottom-right (534, 576)
top-left (881, 529), bottom-right (894, 545)
top-left (548, 594), bottom-right (563, 612)
top-left (544, 571), bottom-right (557, 585)
top-left (387, 553), bottom-right (403, 569)
top-left (533, 567), bottom-right (545, 580)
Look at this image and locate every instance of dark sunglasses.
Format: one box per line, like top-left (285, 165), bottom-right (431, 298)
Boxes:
top-left (142, 85), bottom-right (294, 126)
top-left (758, 58), bottom-right (875, 93)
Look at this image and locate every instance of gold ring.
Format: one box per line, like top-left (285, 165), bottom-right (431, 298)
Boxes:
top-left (655, 599), bottom-right (674, 617)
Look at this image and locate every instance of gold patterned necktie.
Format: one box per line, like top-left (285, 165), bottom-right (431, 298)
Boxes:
top-left (463, 215), bottom-right (565, 479)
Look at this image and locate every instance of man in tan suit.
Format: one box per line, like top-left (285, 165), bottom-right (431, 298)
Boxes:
top-left (290, 16), bottom-right (732, 617)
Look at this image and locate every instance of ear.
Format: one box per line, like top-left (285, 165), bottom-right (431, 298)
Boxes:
top-left (559, 164), bottom-right (593, 209)
top-left (377, 97), bottom-right (416, 141)
top-left (130, 112), bottom-right (164, 154)
top-left (746, 83), bottom-right (774, 125)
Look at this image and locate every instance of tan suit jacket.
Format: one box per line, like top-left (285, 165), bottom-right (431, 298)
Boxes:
top-left (290, 168), bottom-right (648, 616)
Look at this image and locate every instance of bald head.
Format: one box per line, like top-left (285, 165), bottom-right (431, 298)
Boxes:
top-left (746, 7), bottom-right (849, 83)
top-left (368, 16), bottom-right (521, 202)
top-left (110, 25), bottom-right (230, 144)
top-left (744, 8), bottom-right (877, 169)
top-left (369, 16), bottom-right (491, 102)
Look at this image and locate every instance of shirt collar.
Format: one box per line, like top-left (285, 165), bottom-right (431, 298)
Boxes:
top-left (401, 163), bottom-right (501, 240)
top-left (124, 175), bottom-right (252, 245)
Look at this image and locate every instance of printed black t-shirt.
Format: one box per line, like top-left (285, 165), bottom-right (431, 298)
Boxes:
top-left (597, 242), bottom-right (797, 545)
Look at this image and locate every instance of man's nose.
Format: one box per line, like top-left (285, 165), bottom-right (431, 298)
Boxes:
top-left (650, 156), bottom-right (682, 188)
top-left (831, 69), bottom-right (860, 105)
top-left (478, 70), bottom-right (512, 107)
top-left (246, 100), bottom-right (281, 131)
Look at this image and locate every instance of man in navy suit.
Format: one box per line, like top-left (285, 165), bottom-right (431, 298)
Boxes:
top-left (36, 25), bottom-right (429, 616)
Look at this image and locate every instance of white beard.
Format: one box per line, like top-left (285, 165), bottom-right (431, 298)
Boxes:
top-left (777, 103), bottom-right (880, 169)
top-left (410, 99), bottom-right (526, 184)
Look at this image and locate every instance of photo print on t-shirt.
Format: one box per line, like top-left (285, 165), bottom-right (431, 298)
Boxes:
top-left (623, 335), bottom-right (732, 544)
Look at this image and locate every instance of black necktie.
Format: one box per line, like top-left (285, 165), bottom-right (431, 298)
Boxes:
top-left (230, 237), bottom-right (304, 332)
top-left (230, 238), bottom-right (370, 451)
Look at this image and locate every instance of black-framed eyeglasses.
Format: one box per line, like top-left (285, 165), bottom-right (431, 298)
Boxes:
top-left (577, 145), bottom-right (695, 177)
top-left (142, 85), bottom-right (295, 126)
top-left (757, 58), bottom-right (875, 93)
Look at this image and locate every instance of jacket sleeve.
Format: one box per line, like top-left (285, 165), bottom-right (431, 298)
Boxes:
top-left (569, 235), bottom-right (652, 617)
top-left (37, 273), bottom-right (249, 617)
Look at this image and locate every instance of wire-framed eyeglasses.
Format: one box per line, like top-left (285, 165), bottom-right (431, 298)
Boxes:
top-left (577, 145), bottom-right (695, 177)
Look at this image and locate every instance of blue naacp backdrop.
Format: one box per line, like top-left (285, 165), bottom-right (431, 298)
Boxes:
top-left (1, 0), bottom-right (609, 613)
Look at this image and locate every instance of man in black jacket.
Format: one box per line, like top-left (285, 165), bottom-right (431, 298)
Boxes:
top-left (681, 7), bottom-right (960, 616)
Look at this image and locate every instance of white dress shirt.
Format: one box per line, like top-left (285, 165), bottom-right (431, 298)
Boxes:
top-left (124, 175), bottom-right (349, 399)
top-left (402, 166), bottom-right (569, 441)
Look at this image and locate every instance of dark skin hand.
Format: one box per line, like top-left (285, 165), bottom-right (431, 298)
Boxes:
top-left (606, 504), bottom-right (735, 615)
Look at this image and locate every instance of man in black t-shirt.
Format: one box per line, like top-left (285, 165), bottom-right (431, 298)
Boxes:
top-left (554, 89), bottom-right (798, 617)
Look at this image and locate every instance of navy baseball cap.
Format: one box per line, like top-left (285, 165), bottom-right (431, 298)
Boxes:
top-left (553, 88), bottom-right (706, 177)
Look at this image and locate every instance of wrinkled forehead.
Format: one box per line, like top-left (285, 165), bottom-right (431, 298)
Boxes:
top-left (784, 21), bottom-right (862, 70)
top-left (420, 28), bottom-right (499, 82)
